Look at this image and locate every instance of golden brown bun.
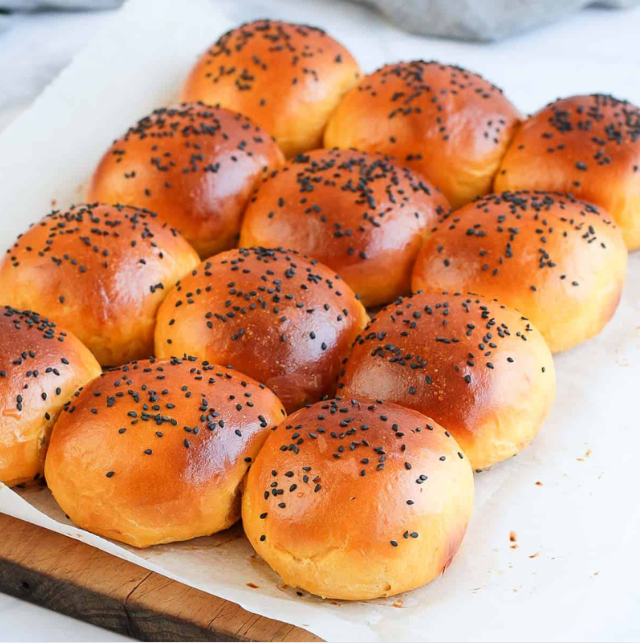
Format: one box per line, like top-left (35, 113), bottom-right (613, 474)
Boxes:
top-left (324, 61), bottom-right (521, 208)
top-left (0, 306), bottom-right (101, 487)
top-left (180, 20), bottom-right (360, 158)
top-left (44, 357), bottom-right (285, 548)
top-left (239, 148), bottom-right (450, 307)
top-left (411, 192), bottom-right (628, 353)
top-left (495, 94), bottom-right (640, 250)
top-left (154, 247), bottom-right (368, 413)
top-left (0, 204), bottom-right (199, 366)
top-left (337, 292), bottom-right (555, 470)
top-left (242, 397), bottom-right (474, 600)
top-left (87, 104), bottom-right (284, 258)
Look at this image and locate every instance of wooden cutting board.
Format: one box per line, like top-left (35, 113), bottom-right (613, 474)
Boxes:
top-left (0, 513), bottom-right (320, 642)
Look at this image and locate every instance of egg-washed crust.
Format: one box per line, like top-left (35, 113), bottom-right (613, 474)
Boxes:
top-left (242, 397), bottom-right (474, 600)
top-left (240, 148), bottom-right (450, 306)
top-left (0, 203), bottom-right (199, 366)
top-left (44, 356), bottom-right (285, 548)
top-left (0, 306), bottom-right (101, 486)
top-left (155, 247), bottom-right (368, 413)
top-left (411, 191), bottom-right (628, 353)
top-left (495, 93), bottom-right (640, 249)
top-left (337, 291), bottom-right (556, 470)
top-left (324, 60), bottom-right (521, 208)
top-left (181, 20), bottom-right (361, 157)
top-left (88, 103), bottom-right (284, 258)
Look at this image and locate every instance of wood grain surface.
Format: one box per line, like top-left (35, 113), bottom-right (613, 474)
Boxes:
top-left (0, 513), bottom-right (320, 642)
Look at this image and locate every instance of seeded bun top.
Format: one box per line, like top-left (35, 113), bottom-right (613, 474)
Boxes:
top-left (337, 291), bottom-right (556, 470)
top-left (412, 191), bottom-right (627, 353)
top-left (0, 306), bottom-right (101, 486)
top-left (0, 204), bottom-right (199, 366)
top-left (240, 148), bottom-right (450, 307)
top-left (88, 103), bottom-right (284, 258)
top-left (495, 94), bottom-right (640, 249)
top-left (181, 20), bottom-right (361, 158)
top-left (155, 247), bottom-right (368, 412)
top-left (44, 357), bottom-right (286, 548)
top-left (242, 397), bottom-right (474, 600)
top-left (324, 61), bottom-right (521, 208)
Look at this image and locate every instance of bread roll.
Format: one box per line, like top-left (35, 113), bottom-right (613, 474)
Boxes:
top-left (240, 148), bottom-right (450, 307)
top-left (181, 20), bottom-right (360, 158)
top-left (44, 357), bottom-right (285, 548)
top-left (337, 291), bottom-right (556, 470)
top-left (412, 192), bottom-right (627, 353)
top-left (154, 247), bottom-right (368, 412)
top-left (495, 94), bottom-right (640, 250)
top-left (0, 204), bottom-right (199, 366)
top-left (88, 104), bottom-right (284, 258)
top-left (0, 306), bottom-right (101, 487)
top-left (324, 61), bottom-right (521, 208)
top-left (242, 397), bottom-right (474, 600)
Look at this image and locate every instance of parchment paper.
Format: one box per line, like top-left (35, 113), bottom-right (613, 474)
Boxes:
top-left (0, 0), bottom-right (638, 640)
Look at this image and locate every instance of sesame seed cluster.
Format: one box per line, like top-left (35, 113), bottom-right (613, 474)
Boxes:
top-left (495, 93), bottom-right (640, 248)
top-left (240, 148), bottom-right (450, 306)
top-left (0, 18), bottom-right (634, 602)
top-left (181, 19), bottom-right (362, 157)
top-left (242, 396), bottom-right (473, 599)
top-left (0, 305), bottom-right (101, 486)
top-left (88, 103), bottom-right (284, 258)
top-left (0, 203), bottom-right (200, 365)
top-left (336, 290), bottom-right (556, 471)
top-left (203, 21), bottom-right (333, 92)
top-left (155, 246), bottom-right (368, 412)
top-left (324, 59), bottom-right (522, 208)
top-left (412, 190), bottom-right (627, 353)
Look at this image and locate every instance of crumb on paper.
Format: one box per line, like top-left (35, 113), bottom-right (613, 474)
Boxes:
top-left (529, 552), bottom-right (539, 559)
top-left (509, 531), bottom-right (517, 543)
top-left (535, 481), bottom-right (543, 486)
top-left (577, 447), bottom-right (592, 462)
top-left (247, 582), bottom-right (259, 589)
top-left (392, 599), bottom-right (404, 608)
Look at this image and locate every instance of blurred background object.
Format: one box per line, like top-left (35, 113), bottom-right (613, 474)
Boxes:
top-left (2, 0), bottom-right (640, 40)
top-left (351, 0), bottom-right (640, 40)
top-left (3, 0), bottom-right (640, 135)
top-left (1, 0), bottom-right (119, 7)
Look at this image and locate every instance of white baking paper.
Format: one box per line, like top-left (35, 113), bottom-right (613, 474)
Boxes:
top-left (0, 0), bottom-right (639, 640)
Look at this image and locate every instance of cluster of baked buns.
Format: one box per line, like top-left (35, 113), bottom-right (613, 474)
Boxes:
top-left (0, 20), bottom-right (634, 602)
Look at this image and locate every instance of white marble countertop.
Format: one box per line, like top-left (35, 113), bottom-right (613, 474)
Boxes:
top-left (2, 0), bottom-right (640, 640)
